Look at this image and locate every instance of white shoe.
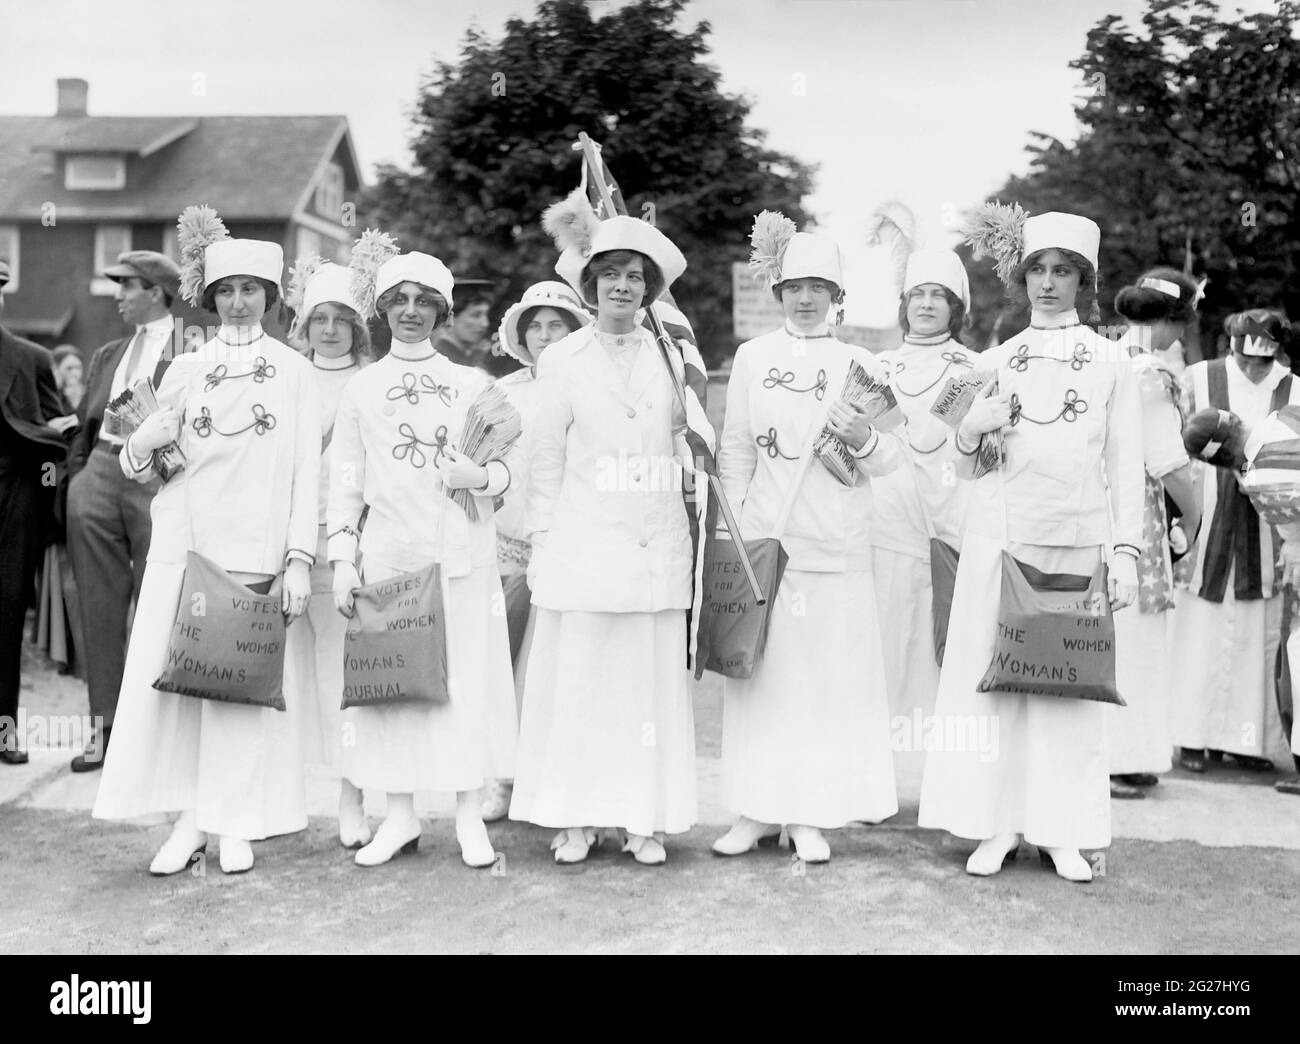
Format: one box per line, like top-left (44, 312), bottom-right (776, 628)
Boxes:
top-left (787, 825), bottom-right (830, 864)
top-left (456, 814), bottom-right (496, 869)
top-left (355, 815), bottom-right (421, 867)
top-left (1039, 846), bottom-right (1093, 883)
top-left (149, 815), bottom-right (207, 876)
top-left (712, 816), bottom-right (780, 856)
top-left (551, 827), bottom-right (595, 865)
top-left (338, 791), bottom-right (371, 850)
top-left (622, 832), bottom-right (667, 866)
top-left (965, 833), bottom-right (1021, 877)
top-left (480, 780), bottom-right (513, 823)
top-left (218, 837), bottom-right (254, 875)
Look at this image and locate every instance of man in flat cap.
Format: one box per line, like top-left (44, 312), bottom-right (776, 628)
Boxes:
top-left (65, 251), bottom-right (182, 771)
top-left (0, 260), bottom-right (67, 764)
top-left (435, 278), bottom-right (498, 372)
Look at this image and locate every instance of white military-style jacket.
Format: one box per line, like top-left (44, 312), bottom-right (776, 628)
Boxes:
top-left (719, 326), bottom-right (903, 572)
top-left (526, 325), bottom-right (711, 613)
top-left (872, 335), bottom-right (976, 559)
top-left (959, 312), bottom-right (1144, 553)
top-left (124, 327), bottom-right (321, 576)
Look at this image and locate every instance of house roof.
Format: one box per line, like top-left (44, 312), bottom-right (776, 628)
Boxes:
top-left (0, 115), bottom-right (359, 221)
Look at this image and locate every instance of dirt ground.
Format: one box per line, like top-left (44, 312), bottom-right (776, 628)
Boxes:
top-left (3, 807), bottom-right (1296, 955)
top-left (8, 625), bottom-right (1300, 955)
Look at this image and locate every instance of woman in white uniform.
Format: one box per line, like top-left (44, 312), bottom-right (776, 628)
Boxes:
top-left (328, 251), bottom-right (518, 869)
top-left (283, 252), bottom-right (374, 845)
top-left (918, 210), bottom-right (1144, 883)
top-left (92, 211), bottom-right (320, 875)
top-left (480, 281), bottom-right (591, 823)
top-left (509, 214), bottom-right (710, 866)
top-left (871, 249), bottom-right (975, 723)
top-left (712, 219), bottom-right (902, 864)
top-left (1105, 268), bottom-right (1201, 798)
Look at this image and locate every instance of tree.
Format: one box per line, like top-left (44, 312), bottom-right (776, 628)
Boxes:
top-left (361, 0), bottom-right (814, 367)
top-left (962, 0), bottom-right (1300, 359)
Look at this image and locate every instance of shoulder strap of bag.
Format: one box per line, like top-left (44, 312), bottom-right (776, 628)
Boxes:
top-left (1206, 358), bottom-right (1229, 411)
top-left (905, 448), bottom-right (938, 541)
top-left (1272, 373), bottom-right (1294, 413)
top-left (771, 408), bottom-right (830, 542)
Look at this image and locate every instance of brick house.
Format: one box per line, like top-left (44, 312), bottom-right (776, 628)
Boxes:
top-left (0, 79), bottom-right (363, 352)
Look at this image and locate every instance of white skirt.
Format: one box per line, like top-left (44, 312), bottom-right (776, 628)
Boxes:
top-left (872, 546), bottom-right (940, 722)
top-left (1169, 582), bottom-right (1288, 757)
top-left (917, 534), bottom-right (1111, 850)
top-left (509, 608), bottom-right (696, 836)
top-left (339, 554), bottom-right (518, 794)
top-left (92, 561), bottom-right (308, 840)
top-left (284, 529), bottom-right (348, 772)
top-left (722, 568), bottom-right (897, 827)
top-left (1105, 606), bottom-right (1173, 775)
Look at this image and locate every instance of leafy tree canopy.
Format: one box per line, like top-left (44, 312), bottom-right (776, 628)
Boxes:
top-left (362, 0), bottom-right (814, 367)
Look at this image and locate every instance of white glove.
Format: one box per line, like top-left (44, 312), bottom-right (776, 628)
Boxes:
top-left (1109, 553), bottom-right (1138, 611)
top-left (332, 560), bottom-right (362, 618)
top-left (526, 533), bottom-right (547, 590)
top-left (435, 446), bottom-right (489, 491)
top-left (131, 407), bottom-right (181, 454)
top-left (957, 384), bottom-right (1013, 441)
top-left (1168, 523), bottom-right (1188, 557)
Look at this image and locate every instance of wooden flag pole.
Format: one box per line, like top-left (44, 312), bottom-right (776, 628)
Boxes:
top-left (571, 133), bottom-right (765, 604)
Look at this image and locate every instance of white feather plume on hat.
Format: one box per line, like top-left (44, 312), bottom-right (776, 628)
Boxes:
top-left (864, 200), bottom-right (916, 294)
top-left (748, 210), bottom-right (797, 290)
top-left (542, 188), bottom-right (600, 256)
top-left (176, 204), bottom-right (229, 307)
top-left (348, 229), bottom-right (401, 319)
top-left (961, 200), bottom-right (1029, 287)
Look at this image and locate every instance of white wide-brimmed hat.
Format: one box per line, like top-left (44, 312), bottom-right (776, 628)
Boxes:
top-left (203, 239), bottom-right (284, 292)
top-left (1021, 212), bottom-right (1100, 270)
top-left (375, 252), bottom-right (454, 308)
top-left (903, 248), bottom-right (970, 309)
top-left (496, 280), bottom-right (591, 363)
top-left (556, 215), bottom-right (686, 306)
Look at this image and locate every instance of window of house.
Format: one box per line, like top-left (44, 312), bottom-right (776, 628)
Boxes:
top-left (313, 162), bottom-right (344, 220)
top-left (161, 224), bottom-right (179, 261)
top-left (296, 227), bottom-right (323, 263)
top-left (91, 224), bottom-right (132, 295)
top-left (0, 225), bottom-right (19, 294)
top-left (65, 154), bottom-right (127, 190)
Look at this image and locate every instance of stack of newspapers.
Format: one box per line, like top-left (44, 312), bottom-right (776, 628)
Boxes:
top-left (103, 378), bottom-right (186, 481)
top-left (449, 384), bottom-right (523, 521)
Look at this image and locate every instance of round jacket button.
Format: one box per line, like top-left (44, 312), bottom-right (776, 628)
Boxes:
top-left (638, 538), bottom-right (649, 547)
top-left (626, 407), bottom-right (637, 418)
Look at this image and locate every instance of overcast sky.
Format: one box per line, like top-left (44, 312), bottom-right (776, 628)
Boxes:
top-left (0, 0), bottom-right (1278, 278)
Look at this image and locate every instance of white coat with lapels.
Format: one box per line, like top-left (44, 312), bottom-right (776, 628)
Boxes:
top-left (509, 323), bottom-right (707, 839)
top-left (526, 324), bottom-right (696, 613)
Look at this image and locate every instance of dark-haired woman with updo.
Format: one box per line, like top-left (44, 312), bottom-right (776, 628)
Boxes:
top-left (1171, 309), bottom-right (1300, 774)
top-left (1104, 269), bottom-right (1202, 798)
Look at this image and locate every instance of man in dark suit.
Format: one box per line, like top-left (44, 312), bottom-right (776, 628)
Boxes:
top-left (65, 251), bottom-right (180, 771)
top-left (0, 261), bottom-right (67, 764)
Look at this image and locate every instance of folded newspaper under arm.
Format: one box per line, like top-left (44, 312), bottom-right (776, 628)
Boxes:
top-left (448, 383), bottom-right (523, 522)
top-left (815, 360), bottom-right (905, 486)
top-left (929, 369), bottom-right (1003, 477)
top-left (103, 377), bottom-right (186, 481)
